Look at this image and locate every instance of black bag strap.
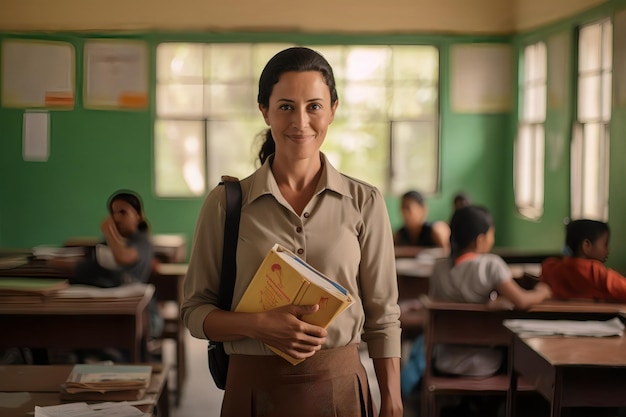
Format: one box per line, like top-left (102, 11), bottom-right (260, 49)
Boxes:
top-left (218, 176), bottom-right (242, 311)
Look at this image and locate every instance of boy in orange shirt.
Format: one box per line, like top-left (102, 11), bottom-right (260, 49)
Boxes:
top-left (541, 219), bottom-right (626, 302)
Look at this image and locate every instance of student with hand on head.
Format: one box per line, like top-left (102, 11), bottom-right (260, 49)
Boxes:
top-left (541, 219), bottom-right (626, 302)
top-left (394, 190), bottom-right (450, 252)
top-left (181, 47), bottom-right (402, 417)
top-left (50, 190), bottom-right (155, 288)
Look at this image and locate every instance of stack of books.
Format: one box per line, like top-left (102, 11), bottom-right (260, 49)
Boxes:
top-left (60, 364), bottom-right (152, 401)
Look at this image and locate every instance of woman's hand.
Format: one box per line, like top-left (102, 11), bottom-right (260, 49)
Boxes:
top-left (253, 304), bottom-right (327, 361)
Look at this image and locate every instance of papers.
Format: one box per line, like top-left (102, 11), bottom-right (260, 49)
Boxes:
top-left (55, 283), bottom-right (154, 299)
top-left (503, 317), bottom-right (625, 337)
top-left (32, 246), bottom-right (84, 259)
top-left (35, 402), bottom-right (149, 417)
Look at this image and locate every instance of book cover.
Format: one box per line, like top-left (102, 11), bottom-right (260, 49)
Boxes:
top-left (64, 364), bottom-right (152, 393)
top-left (59, 385), bottom-right (146, 401)
top-left (0, 278), bottom-right (69, 295)
top-left (235, 244), bottom-right (354, 365)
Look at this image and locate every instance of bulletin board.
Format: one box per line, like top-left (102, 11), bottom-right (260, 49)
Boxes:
top-left (1, 39), bottom-right (75, 109)
top-left (83, 39), bottom-right (149, 110)
top-left (450, 43), bottom-right (513, 113)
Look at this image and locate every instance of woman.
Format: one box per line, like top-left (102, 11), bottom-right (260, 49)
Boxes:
top-left (182, 47), bottom-right (402, 417)
top-left (394, 190), bottom-right (450, 252)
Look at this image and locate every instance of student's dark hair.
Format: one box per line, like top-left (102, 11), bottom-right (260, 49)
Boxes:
top-left (449, 205), bottom-right (493, 255)
top-left (453, 191), bottom-right (471, 208)
top-left (565, 219), bottom-right (609, 256)
top-left (257, 47), bottom-right (338, 165)
top-left (107, 190), bottom-right (149, 232)
top-left (401, 190), bottom-right (425, 207)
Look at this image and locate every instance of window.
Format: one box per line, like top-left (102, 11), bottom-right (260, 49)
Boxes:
top-left (572, 19), bottom-right (612, 221)
top-left (514, 41), bottom-right (546, 220)
top-left (155, 43), bottom-right (439, 197)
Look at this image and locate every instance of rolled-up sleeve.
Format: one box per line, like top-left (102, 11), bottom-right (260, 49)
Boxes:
top-left (358, 189), bottom-right (402, 358)
top-left (181, 186), bottom-right (226, 340)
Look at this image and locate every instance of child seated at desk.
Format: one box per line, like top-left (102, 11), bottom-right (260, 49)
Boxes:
top-left (394, 190), bottom-right (450, 254)
top-left (541, 219), bottom-right (626, 302)
top-left (48, 190), bottom-right (162, 338)
top-left (401, 205), bottom-right (551, 395)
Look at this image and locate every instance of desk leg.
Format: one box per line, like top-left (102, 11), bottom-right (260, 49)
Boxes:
top-left (550, 370), bottom-right (563, 417)
top-left (506, 370), bottom-right (517, 417)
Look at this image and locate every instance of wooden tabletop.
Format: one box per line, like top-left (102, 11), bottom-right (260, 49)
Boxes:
top-left (521, 335), bottom-right (626, 367)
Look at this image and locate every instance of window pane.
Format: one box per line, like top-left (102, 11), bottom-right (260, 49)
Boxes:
top-left (602, 73), bottom-right (612, 122)
top-left (532, 125), bottom-right (545, 210)
top-left (323, 120), bottom-right (388, 190)
top-left (205, 82), bottom-right (256, 117)
top-left (578, 74), bottom-right (601, 121)
top-left (602, 21), bottom-right (613, 70)
top-left (342, 83), bottom-right (388, 117)
top-left (524, 85), bottom-right (546, 122)
top-left (391, 45), bottom-right (438, 81)
top-left (579, 23), bottom-right (602, 73)
top-left (571, 123), bottom-right (584, 219)
top-left (535, 42), bottom-right (547, 81)
top-left (515, 124), bottom-right (532, 206)
top-left (206, 44), bottom-right (252, 81)
top-left (345, 47), bottom-right (390, 81)
top-left (391, 121), bottom-right (438, 194)
top-left (524, 44), bottom-right (536, 82)
top-left (156, 84), bottom-right (204, 117)
top-left (156, 43), bottom-right (203, 82)
top-left (206, 118), bottom-right (264, 187)
top-left (154, 120), bottom-right (205, 197)
top-left (582, 123), bottom-right (601, 218)
top-left (390, 82), bottom-right (437, 118)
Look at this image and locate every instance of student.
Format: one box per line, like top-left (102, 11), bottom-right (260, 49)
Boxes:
top-left (181, 47), bottom-right (402, 417)
top-left (394, 190), bottom-right (450, 251)
top-left (48, 190), bottom-right (161, 337)
top-left (541, 219), bottom-right (626, 302)
top-left (401, 205), bottom-right (551, 395)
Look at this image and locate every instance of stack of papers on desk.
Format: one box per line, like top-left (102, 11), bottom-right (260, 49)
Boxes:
top-left (503, 317), bottom-right (625, 337)
top-left (32, 246), bottom-right (84, 259)
top-left (60, 364), bottom-right (152, 402)
top-left (55, 282), bottom-right (154, 299)
top-left (35, 402), bottom-right (150, 417)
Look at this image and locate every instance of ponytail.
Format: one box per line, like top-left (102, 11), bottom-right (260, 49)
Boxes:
top-left (258, 129), bottom-right (276, 165)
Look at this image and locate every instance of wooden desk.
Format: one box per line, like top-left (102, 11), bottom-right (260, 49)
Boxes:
top-left (0, 289), bottom-right (152, 362)
top-left (420, 297), bottom-right (626, 417)
top-left (0, 260), bottom-right (66, 278)
top-left (492, 247), bottom-right (560, 264)
top-left (508, 334), bottom-right (626, 417)
top-left (0, 364), bottom-right (169, 417)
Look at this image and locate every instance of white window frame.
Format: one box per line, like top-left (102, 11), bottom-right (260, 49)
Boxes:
top-left (571, 19), bottom-right (612, 221)
top-left (514, 41), bottom-right (546, 220)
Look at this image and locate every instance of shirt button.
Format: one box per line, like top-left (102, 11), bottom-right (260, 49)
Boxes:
top-left (297, 248), bottom-right (304, 255)
top-left (296, 226), bottom-right (303, 233)
top-left (303, 212), bottom-right (310, 218)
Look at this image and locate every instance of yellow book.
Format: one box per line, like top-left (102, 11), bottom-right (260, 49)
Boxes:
top-left (235, 243), bottom-right (354, 365)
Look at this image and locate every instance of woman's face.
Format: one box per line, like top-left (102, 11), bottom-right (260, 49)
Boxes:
top-left (401, 198), bottom-right (426, 229)
top-left (110, 200), bottom-right (141, 237)
top-left (259, 71), bottom-right (338, 162)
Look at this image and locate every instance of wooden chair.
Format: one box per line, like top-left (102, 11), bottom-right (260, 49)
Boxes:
top-left (149, 262), bottom-right (188, 407)
top-left (419, 296), bottom-right (535, 417)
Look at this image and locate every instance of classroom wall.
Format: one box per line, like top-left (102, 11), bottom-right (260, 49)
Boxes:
top-left (0, 0), bottom-right (515, 34)
top-left (515, 0), bottom-right (608, 31)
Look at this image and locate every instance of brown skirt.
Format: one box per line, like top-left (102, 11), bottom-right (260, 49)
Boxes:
top-left (220, 344), bottom-right (373, 417)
